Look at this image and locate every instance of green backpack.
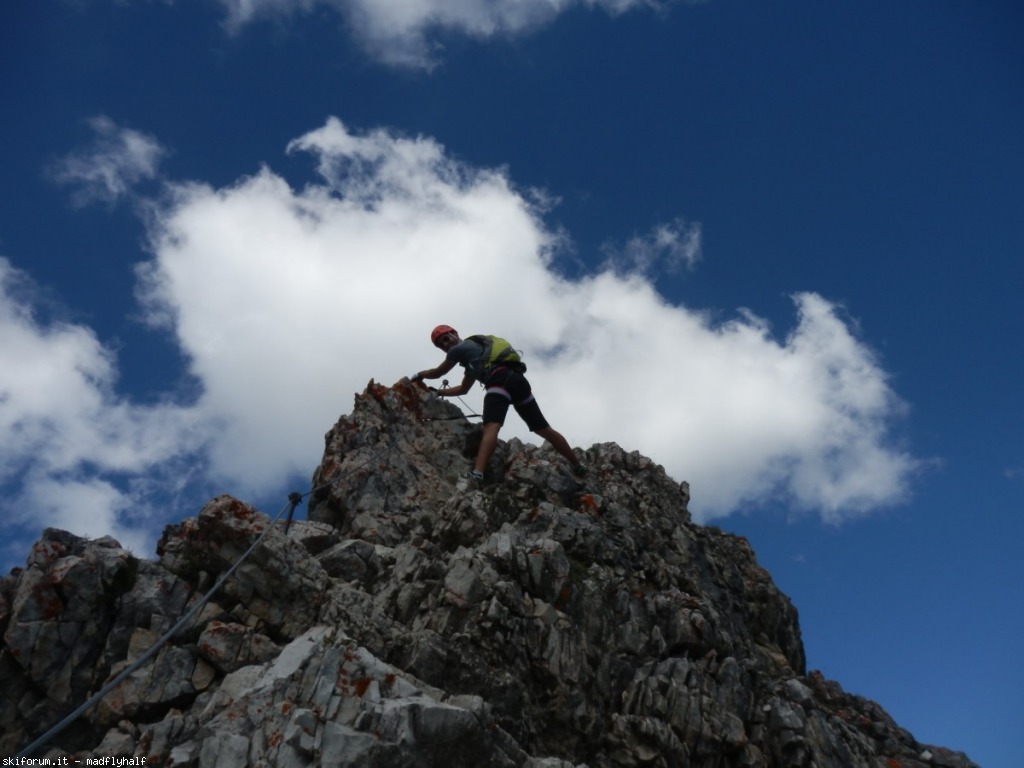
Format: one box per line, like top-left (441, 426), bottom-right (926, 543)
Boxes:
top-left (467, 334), bottom-right (526, 375)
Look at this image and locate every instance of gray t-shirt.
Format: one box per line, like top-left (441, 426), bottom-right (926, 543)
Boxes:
top-left (446, 338), bottom-right (486, 381)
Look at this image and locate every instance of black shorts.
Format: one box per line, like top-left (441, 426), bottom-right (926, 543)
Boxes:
top-left (481, 368), bottom-right (550, 432)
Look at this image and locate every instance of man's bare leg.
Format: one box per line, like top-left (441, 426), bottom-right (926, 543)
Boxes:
top-left (474, 422), bottom-right (502, 474)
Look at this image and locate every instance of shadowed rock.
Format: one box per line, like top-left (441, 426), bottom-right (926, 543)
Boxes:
top-left (0, 380), bottom-right (978, 768)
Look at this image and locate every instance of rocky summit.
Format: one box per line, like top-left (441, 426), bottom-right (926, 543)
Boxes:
top-left (1, 379), bottom-right (978, 768)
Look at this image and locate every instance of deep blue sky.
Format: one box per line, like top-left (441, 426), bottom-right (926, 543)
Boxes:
top-left (3, 1), bottom-right (1022, 765)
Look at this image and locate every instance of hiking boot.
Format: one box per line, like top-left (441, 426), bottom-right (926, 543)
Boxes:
top-left (457, 469), bottom-right (484, 490)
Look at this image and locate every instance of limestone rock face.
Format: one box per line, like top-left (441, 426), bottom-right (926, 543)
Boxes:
top-left (0, 380), bottom-right (978, 768)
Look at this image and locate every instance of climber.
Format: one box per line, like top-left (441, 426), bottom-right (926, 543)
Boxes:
top-left (411, 325), bottom-right (588, 483)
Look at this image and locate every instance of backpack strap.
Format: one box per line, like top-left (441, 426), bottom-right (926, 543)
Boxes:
top-left (467, 334), bottom-right (525, 376)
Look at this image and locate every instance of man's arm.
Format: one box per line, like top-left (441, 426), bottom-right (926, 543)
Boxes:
top-left (411, 361), bottom-right (473, 397)
top-left (415, 357), bottom-right (458, 381)
top-left (438, 371), bottom-right (474, 397)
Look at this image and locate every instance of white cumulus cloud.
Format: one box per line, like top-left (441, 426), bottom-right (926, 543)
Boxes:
top-left (0, 257), bottom-right (202, 563)
top-left (49, 116), bottom-right (167, 207)
top-left (4, 114), bottom-right (918, 568)
top-left (137, 116), bottom-right (918, 522)
top-left (602, 218), bottom-right (703, 276)
top-left (215, 0), bottom-right (663, 67)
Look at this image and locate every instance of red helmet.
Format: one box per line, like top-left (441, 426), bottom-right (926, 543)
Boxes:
top-left (431, 324), bottom-right (457, 347)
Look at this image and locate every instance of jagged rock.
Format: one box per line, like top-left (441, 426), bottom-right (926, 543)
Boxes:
top-left (95, 721), bottom-right (138, 757)
top-left (1, 529), bottom-right (138, 753)
top-left (157, 494), bottom-right (330, 641)
top-left (0, 379), bottom-right (979, 768)
top-left (196, 620), bottom-right (279, 673)
top-left (316, 538), bottom-right (381, 584)
top-left (283, 519), bottom-right (341, 556)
